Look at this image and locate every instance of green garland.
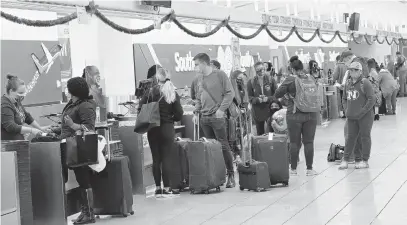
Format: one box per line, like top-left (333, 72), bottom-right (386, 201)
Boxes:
top-left (0, 2), bottom-right (404, 46)
top-left (1, 10), bottom-right (77, 27)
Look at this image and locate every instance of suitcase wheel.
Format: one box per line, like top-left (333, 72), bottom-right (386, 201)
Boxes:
top-left (96, 215), bottom-right (100, 219)
top-left (216, 187), bottom-right (221, 192)
top-left (239, 186), bottom-right (244, 191)
top-left (190, 189), bottom-right (195, 194)
top-left (282, 181), bottom-right (289, 186)
top-left (123, 214), bottom-right (128, 218)
top-left (130, 211), bottom-right (134, 215)
top-left (204, 189), bottom-right (210, 194)
top-left (255, 187), bottom-right (262, 192)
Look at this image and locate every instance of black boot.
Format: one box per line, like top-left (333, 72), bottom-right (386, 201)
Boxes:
top-left (226, 172), bottom-right (236, 188)
top-left (72, 189), bottom-right (86, 223)
top-left (374, 114), bottom-right (380, 121)
top-left (74, 188), bottom-right (95, 224)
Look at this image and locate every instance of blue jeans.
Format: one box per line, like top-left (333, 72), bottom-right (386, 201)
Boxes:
top-left (200, 116), bottom-right (234, 173)
top-left (287, 112), bottom-right (318, 170)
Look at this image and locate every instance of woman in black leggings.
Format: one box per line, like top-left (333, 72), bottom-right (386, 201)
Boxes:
top-left (274, 56), bottom-right (319, 177)
top-left (138, 67), bottom-right (183, 197)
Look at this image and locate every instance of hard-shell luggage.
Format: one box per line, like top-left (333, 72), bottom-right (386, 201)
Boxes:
top-left (252, 134), bottom-right (289, 186)
top-left (238, 108), bottom-right (271, 191)
top-left (169, 137), bottom-right (191, 191)
top-left (187, 114), bottom-right (226, 194)
top-left (92, 156), bottom-right (134, 217)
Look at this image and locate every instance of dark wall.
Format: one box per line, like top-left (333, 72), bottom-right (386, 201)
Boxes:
top-left (1, 40), bottom-right (63, 106)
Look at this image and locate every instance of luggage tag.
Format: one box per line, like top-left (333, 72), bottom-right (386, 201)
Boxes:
top-left (268, 132), bottom-right (274, 141)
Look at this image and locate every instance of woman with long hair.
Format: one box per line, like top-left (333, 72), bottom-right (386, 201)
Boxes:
top-left (138, 67), bottom-right (184, 197)
top-left (274, 56), bottom-right (319, 176)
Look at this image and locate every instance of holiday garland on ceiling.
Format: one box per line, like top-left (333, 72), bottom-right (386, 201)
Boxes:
top-left (1, 2), bottom-right (406, 46)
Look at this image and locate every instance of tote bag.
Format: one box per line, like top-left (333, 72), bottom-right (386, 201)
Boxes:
top-left (65, 125), bottom-right (99, 168)
top-left (134, 93), bottom-right (163, 134)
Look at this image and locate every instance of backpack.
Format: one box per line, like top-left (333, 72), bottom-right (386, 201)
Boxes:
top-left (327, 144), bottom-right (344, 162)
top-left (360, 75), bottom-right (382, 107)
top-left (292, 75), bottom-right (323, 113)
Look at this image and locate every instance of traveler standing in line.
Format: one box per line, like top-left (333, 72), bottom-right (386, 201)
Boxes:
top-left (264, 62), bottom-right (275, 78)
top-left (333, 55), bottom-right (348, 118)
top-left (1, 74), bottom-right (47, 140)
top-left (247, 62), bottom-right (278, 135)
top-left (139, 68), bottom-right (184, 196)
top-left (61, 77), bottom-right (97, 224)
top-left (274, 56), bottom-right (319, 176)
top-left (378, 68), bottom-right (399, 114)
top-left (367, 58), bottom-right (381, 121)
top-left (395, 55), bottom-right (407, 97)
top-left (82, 66), bottom-right (105, 109)
top-left (192, 53), bottom-right (236, 188)
top-left (339, 62), bottom-right (375, 170)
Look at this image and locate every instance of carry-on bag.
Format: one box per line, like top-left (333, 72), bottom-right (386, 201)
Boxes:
top-left (187, 114), bottom-right (226, 194)
top-left (251, 134), bottom-right (289, 186)
top-left (238, 108), bottom-right (271, 192)
top-left (327, 143), bottom-right (344, 162)
top-left (169, 137), bottom-right (191, 191)
top-left (92, 156), bottom-right (134, 217)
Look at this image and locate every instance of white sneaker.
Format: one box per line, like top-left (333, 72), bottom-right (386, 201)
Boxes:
top-left (357, 161), bottom-right (369, 169)
top-left (290, 169), bottom-right (298, 176)
top-left (338, 161), bottom-right (348, 170)
top-left (306, 169), bottom-right (318, 176)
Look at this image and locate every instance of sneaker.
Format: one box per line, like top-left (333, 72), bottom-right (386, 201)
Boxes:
top-left (338, 161), bottom-right (348, 170)
top-left (226, 173), bottom-right (236, 188)
top-left (357, 161), bottom-right (369, 169)
top-left (348, 160), bottom-right (356, 164)
top-left (290, 169), bottom-right (298, 176)
top-left (168, 189), bottom-right (180, 195)
top-left (306, 169), bottom-right (318, 176)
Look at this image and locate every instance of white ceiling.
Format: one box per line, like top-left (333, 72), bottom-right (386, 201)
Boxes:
top-left (194, 0), bottom-right (407, 25)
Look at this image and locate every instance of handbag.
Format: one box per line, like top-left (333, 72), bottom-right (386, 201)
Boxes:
top-left (65, 125), bottom-right (99, 168)
top-left (134, 91), bottom-right (163, 134)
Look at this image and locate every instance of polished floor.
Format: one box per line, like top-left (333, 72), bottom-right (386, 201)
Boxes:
top-left (69, 98), bottom-right (407, 225)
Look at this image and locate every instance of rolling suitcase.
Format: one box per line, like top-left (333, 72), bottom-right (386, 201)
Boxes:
top-left (238, 108), bottom-right (271, 192)
top-left (92, 156), bottom-right (134, 217)
top-left (187, 114), bottom-right (226, 194)
top-left (169, 137), bottom-right (191, 191)
top-left (252, 134), bottom-right (289, 186)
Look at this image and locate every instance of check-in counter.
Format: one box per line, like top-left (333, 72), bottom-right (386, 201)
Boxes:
top-left (29, 142), bottom-right (66, 225)
top-left (1, 151), bottom-right (20, 225)
top-left (116, 116), bottom-right (185, 195)
top-left (1, 141), bottom-right (33, 225)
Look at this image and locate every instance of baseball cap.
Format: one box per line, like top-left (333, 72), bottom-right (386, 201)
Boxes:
top-left (348, 62), bottom-right (362, 70)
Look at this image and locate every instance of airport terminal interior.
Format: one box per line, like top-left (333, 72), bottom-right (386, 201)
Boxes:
top-left (1, 0), bottom-right (407, 225)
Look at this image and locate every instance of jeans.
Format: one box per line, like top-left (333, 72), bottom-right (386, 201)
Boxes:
top-left (383, 89), bottom-right (398, 113)
top-left (344, 120), bottom-right (358, 161)
top-left (200, 116), bottom-right (234, 174)
top-left (344, 110), bottom-right (374, 162)
top-left (255, 120), bottom-right (266, 135)
top-left (287, 112), bottom-right (318, 170)
top-left (147, 123), bottom-right (174, 187)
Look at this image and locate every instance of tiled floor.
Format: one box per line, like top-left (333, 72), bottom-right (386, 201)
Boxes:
top-left (70, 98), bottom-right (407, 225)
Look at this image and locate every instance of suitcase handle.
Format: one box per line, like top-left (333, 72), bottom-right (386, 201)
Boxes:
top-left (193, 113), bottom-right (200, 141)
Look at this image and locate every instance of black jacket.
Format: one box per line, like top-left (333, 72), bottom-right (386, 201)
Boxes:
top-left (247, 75), bottom-right (277, 121)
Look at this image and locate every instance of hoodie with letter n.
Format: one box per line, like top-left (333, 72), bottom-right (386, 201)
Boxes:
top-left (342, 77), bottom-right (375, 120)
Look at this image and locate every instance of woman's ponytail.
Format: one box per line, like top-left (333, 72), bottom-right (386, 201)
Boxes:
top-left (157, 68), bottom-right (176, 104)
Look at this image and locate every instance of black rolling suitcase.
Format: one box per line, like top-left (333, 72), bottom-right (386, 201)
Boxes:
top-left (187, 114), bottom-right (226, 194)
top-left (92, 156), bottom-right (134, 217)
top-left (252, 134), bottom-right (289, 186)
top-left (238, 108), bottom-right (271, 192)
top-left (169, 137), bottom-right (191, 191)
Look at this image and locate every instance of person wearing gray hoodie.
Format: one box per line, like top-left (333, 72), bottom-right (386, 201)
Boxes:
top-left (339, 61), bottom-right (375, 170)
